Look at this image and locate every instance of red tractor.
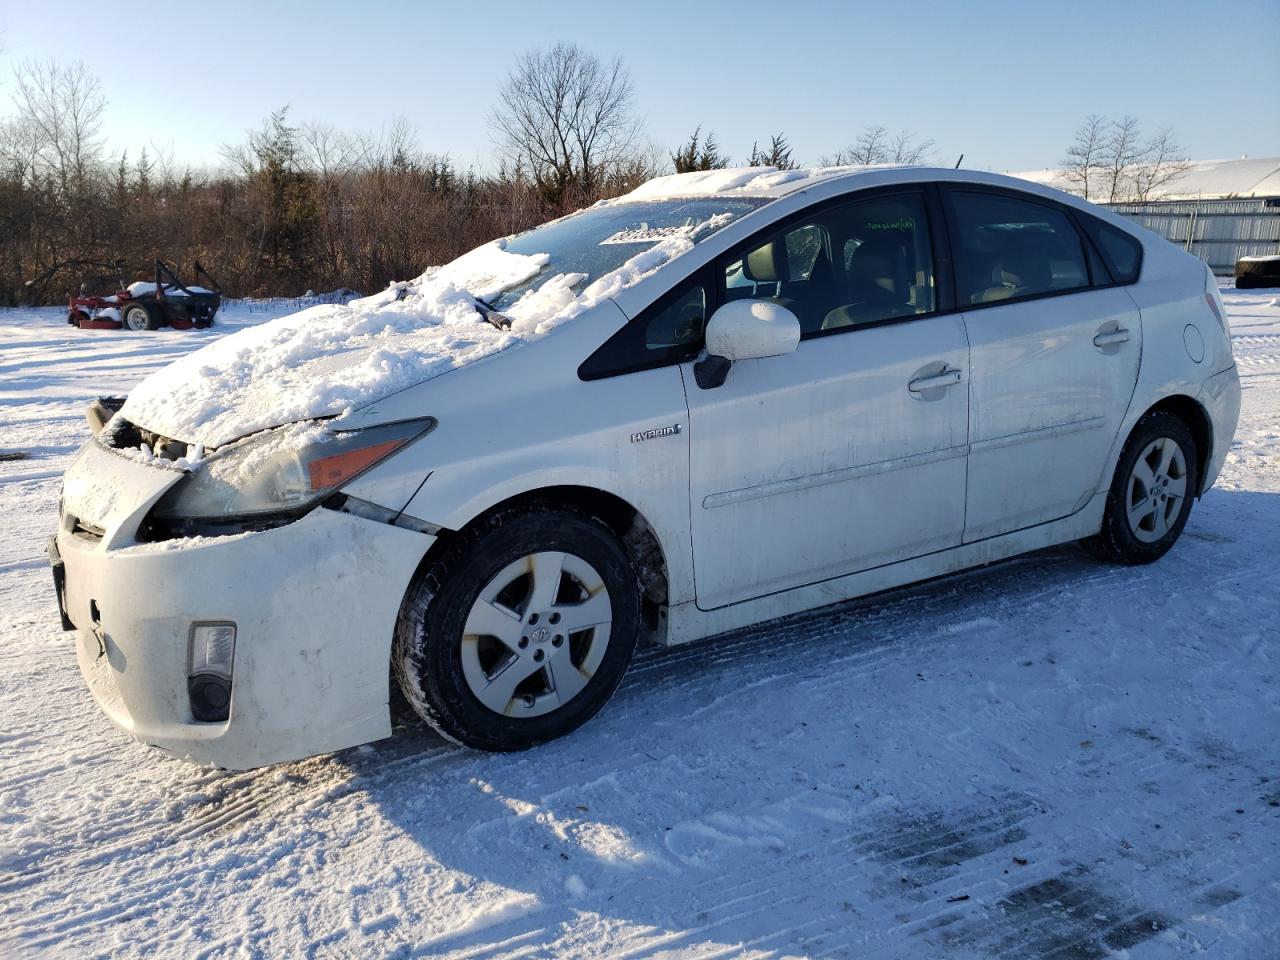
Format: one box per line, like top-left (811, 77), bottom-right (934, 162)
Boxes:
top-left (68, 260), bottom-right (222, 331)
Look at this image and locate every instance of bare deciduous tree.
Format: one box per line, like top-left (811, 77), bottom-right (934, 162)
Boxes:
top-left (1061, 114), bottom-right (1107, 200)
top-left (300, 121), bottom-right (359, 180)
top-left (1102, 115), bottom-right (1146, 203)
top-left (491, 42), bottom-right (640, 211)
top-left (840, 125), bottom-right (888, 165)
top-left (1059, 116), bottom-right (1192, 203)
top-left (824, 126), bottom-right (934, 166)
top-left (1130, 127), bottom-right (1191, 201)
top-left (1, 60), bottom-right (110, 301)
top-left (12, 59), bottom-right (105, 196)
top-left (887, 129), bottom-right (934, 164)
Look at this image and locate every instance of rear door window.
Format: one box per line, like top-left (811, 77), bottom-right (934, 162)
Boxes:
top-left (948, 191), bottom-right (1090, 305)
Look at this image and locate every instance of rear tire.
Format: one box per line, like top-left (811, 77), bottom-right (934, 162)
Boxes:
top-left (121, 301), bottom-right (160, 331)
top-left (1088, 411), bottom-right (1198, 565)
top-left (393, 506), bottom-right (641, 751)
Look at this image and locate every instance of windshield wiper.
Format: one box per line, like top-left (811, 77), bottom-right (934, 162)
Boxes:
top-left (473, 295), bottom-right (512, 331)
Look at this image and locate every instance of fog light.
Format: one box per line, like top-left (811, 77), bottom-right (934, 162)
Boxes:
top-left (189, 622), bottom-right (235, 722)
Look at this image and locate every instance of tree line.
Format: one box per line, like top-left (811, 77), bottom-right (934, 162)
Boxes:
top-left (0, 44), bottom-right (1189, 307)
top-left (1, 47), bottom-right (652, 306)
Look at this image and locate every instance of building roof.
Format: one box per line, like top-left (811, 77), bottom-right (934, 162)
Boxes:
top-left (1012, 156), bottom-right (1280, 201)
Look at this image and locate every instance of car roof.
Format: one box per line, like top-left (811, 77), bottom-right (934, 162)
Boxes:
top-left (612, 165), bottom-right (902, 203)
top-left (611, 164), bottom-right (1094, 208)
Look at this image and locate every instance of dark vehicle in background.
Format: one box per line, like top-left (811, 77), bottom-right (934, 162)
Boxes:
top-left (68, 260), bottom-right (221, 331)
top-left (1235, 255), bottom-right (1280, 290)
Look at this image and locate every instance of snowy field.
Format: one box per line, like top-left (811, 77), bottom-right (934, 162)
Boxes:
top-left (1, 289), bottom-right (1278, 959)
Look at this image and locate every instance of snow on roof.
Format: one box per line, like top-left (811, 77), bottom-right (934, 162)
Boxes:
top-left (614, 165), bottom-right (902, 202)
top-left (1011, 156), bottom-right (1280, 201)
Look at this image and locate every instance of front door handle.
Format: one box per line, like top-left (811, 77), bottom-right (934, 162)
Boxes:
top-left (908, 368), bottom-right (963, 393)
top-left (1093, 328), bottom-right (1131, 348)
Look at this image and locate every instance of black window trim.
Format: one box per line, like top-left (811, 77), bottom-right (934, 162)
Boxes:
top-left (712, 184), bottom-right (951, 344)
top-left (1071, 208), bottom-right (1144, 286)
top-left (577, 264), bottom-right (716, 381)
top-left (579, 184), bottom-right (953, 380)
top-left (939, 183), bottom-right (1142, 315)
top-left (577, 179), bottom-right (1145, 381)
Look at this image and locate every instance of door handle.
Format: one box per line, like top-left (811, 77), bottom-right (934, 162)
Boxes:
top-left (1093, 328), bottom-right (1131, 348)
top-left (908, 368), bottom-right (963, 393)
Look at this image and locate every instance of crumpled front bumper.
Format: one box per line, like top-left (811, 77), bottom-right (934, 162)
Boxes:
top-left (54, 440), bottom-right (433, 770)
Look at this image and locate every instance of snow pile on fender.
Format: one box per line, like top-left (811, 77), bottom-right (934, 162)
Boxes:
top-left (119, 237), bottom-right (688, 449)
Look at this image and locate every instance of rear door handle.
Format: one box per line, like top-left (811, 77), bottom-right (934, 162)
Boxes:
top-left (1093, 328), bottom-right (1131, 348)
top-left (908, 368), bottom-right (963, 393)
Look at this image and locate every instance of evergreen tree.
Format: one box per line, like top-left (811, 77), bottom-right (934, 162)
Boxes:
top-left (748, 133), bottom-right (797, 170)
top-left (672, 127), bottom-right (728, 173)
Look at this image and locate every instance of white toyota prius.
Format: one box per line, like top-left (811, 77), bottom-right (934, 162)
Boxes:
top-left (51, 165), bottom-right (1241, 769)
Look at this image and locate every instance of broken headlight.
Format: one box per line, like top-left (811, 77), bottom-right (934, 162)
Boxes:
top-left (145, 417), bottom-right (434, 536)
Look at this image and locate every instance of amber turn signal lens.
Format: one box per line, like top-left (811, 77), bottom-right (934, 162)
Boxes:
top-left (307, 438), bottom-right (407, 491)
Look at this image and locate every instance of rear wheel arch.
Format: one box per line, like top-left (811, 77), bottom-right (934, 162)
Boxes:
top-left (1090, 407), bottom-right (1199, 564)
top-left (1133, 395), bottom-right (1212, 495)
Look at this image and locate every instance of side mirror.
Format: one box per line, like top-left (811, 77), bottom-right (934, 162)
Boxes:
top-left (695, 300), bottom-right (801, 389)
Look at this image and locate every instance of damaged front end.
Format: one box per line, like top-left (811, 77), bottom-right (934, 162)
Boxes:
top-left (85, 400), bottom-right (436, 541)
top-left (51, 402), bottom-right (438, 769)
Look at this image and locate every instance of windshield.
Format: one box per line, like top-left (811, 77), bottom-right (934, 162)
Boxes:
top-left (490, 198), bottom-right (768, 309)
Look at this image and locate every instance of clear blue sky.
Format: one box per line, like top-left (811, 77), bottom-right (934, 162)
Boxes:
top-left (2, 0), bottom-right (1277, 174)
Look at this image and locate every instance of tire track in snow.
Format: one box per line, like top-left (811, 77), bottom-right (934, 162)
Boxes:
top-left (0, 756), bottom-right (350, 904)
top-left (410, 791), bottom-right (1052, 960)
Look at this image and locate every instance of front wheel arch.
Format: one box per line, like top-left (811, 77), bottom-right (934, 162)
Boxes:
top-left (392, 503), bottom-right (642, 750)
top-left (407, 485), bottom-right (670, 633)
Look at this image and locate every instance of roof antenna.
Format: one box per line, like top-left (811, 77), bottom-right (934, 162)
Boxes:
top-left (954, 154), bottom-right (964, 169)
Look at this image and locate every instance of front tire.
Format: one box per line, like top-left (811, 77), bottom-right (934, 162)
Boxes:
top-left (393, 506), bottom-right (641, 751)
top-left (1089, 411), bottom-right (1198, 565)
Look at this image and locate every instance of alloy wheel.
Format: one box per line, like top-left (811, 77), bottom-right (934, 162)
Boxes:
top-left (1125, 436), bottom-right (1189, 543)
top-left (460, 551), bottom-right (613, 718)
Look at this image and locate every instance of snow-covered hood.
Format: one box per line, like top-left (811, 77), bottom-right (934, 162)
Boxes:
top-left (119, 236), bottom-right (692, 449)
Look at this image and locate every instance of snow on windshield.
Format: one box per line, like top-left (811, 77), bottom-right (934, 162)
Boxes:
top-left (489, 199), bottom-right (763, 310)
top-left (118, 200), bottom-right (758, 449)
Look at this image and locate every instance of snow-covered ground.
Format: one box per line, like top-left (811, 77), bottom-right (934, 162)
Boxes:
top-left (1, 289), bottom-right (1278, 959)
